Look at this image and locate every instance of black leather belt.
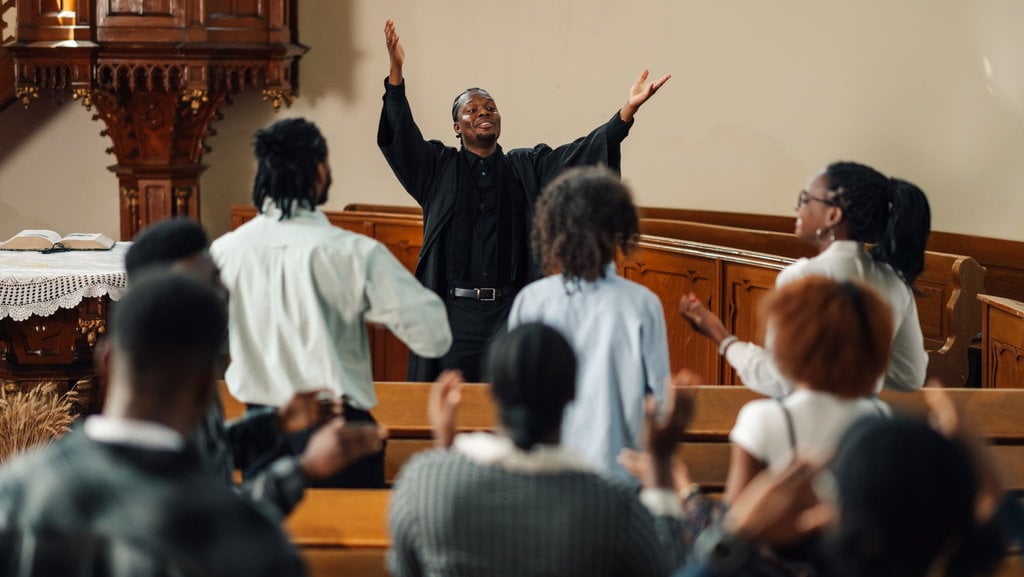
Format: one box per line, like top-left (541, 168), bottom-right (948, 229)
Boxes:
top-left (448, 286), bottom-right (516, 302)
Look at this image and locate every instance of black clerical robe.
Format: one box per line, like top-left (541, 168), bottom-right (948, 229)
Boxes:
top-left (378, 79), bottom-right (633, 380)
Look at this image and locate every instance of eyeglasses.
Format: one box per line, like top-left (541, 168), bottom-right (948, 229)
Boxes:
top-left (795, 190), bottom-right (838, 209)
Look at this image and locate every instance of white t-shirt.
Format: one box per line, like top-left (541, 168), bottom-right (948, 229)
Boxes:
top-left (729, 388), bottom-right (890, 471)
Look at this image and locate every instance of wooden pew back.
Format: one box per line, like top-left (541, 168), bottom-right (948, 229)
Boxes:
top-left (270, 383), bottom-right (1024, 577)
top-left (228, 205), bottom-right (985, 387)
top-left (637, 219), bottom-right (985, 386)
top-left (218, 381), bottom-right (1024, 489)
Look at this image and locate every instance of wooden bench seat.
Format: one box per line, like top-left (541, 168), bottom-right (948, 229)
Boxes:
top-left (220, 381), bottom-right (1024, 489)
top-left (217, 382), bottom-right (1024, 577)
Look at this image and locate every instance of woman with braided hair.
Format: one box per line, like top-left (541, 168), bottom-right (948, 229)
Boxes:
top-left (680, 161), bottom-right (931, 396)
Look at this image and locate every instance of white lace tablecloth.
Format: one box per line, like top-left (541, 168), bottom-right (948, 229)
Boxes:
top-left (0, 243), bottom-right (129, 321)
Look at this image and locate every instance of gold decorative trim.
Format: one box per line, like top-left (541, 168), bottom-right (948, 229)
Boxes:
top-left (72, 88), bottom-right (93, 111)
top-left (173, 187), bottom-right (192, 217)
top-left (180, 89), bottom-right (209, 114)
top-left (76, 319), bottom-right (106, 348)
top-left (15, 86), bottom-right (40, 109)
top-left (261, 89), bottom-right (293, 112)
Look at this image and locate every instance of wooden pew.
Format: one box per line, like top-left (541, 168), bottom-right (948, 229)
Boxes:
top-left (635, 219), bottom-right (986, 387)
top-left (637, 206), bottom-right (1024, 305)
top-left (271, 383), bottom-right (1024, 577)
top-left (219, 381), bottom-right (1024, 491)
top-left (228, 206), bottom-right (986, 387)
top-left (979, 295), bottom-right (1024, 388)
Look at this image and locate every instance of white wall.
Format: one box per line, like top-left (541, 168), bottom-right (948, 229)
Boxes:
top-left (2, 0), bottom-right (1023, 242)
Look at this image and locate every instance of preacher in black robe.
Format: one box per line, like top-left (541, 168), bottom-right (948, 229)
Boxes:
top-left (377, 19), bottom-right (671, 382)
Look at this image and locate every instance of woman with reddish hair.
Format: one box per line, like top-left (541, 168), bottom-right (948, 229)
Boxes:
top-left (724, 276), bottom-right (892, 500)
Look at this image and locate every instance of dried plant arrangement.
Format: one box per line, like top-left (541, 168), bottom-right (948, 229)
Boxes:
top-left (0, 383), bottom-right (79, 463)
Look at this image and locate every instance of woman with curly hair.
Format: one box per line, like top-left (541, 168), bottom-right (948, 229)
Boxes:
top-left (508, 166), bottom-right (669, 483)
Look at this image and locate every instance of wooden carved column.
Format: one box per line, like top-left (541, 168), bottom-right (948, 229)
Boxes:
top-left (89, 79), bottom-right (229, 239)
top-left (9, 0), bottom-right (304, 239)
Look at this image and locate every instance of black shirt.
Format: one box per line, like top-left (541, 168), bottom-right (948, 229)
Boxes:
top-left (462, 148), bottom-right (501, 285)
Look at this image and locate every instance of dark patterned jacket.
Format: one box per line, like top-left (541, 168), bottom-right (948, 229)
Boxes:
top-left (0, 430), bottom-right (306, 577)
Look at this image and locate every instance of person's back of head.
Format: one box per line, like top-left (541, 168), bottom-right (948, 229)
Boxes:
top-left (532, 166), bottom-right (639, 283)
top-left (829, 417), bottom-right (1000, 577)
top-left (124, 218), bottom-right (210, 282)
top-left (108, 271), bottom-right (227, 423)
top-left (824, 161), bottom-right (931, 285)
top-left (765, 276), bottom-right (892, 397)
top-left (252, 117), bottom-right (329, 220)
top-left (484, 323), bottom-right (576, 450)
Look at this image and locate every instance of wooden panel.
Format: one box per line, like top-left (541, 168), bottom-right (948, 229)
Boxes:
top-left (370, 221), bottom-right (421, 274)
top-left (386, 439), bottom-right (430, 484)
top-left (641, 219), bottom-right (814, 259)
top-left (343, 204), bottom-right (423, 216)
top-left (96, 0), bottom-right (186, 42)
top-left (301, 548), bottom-right (388, 577)
top-left (14, 0), bottom-right (93, 42)
top-left (373, 381), bottom-right (498, 436)
top-left (621, 243), bottom-right (721, 382)
top-left (284, 489), bottom-right (390, 547)
top-left (981, 296), bottom-right (1024, 389)
top-left (721, 263), bottom-right (777, 386)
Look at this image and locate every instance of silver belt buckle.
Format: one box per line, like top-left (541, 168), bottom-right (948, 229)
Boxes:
top-left (476, 288), bottom-right (497, 301)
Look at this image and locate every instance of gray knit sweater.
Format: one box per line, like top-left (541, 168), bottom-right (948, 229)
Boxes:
top-left (388, 435), bottom-right (685, 577)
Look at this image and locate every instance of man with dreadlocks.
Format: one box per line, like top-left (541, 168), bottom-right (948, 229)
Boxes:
top-left (379, 19), bottom-right (670, 382)
top-left (211, 117), bottom-right (452, 488)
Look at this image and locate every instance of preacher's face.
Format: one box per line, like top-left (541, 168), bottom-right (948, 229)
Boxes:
top-left (454, 92), bottom-right (501, 149)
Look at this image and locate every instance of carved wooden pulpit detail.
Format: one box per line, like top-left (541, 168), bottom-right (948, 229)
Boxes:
top-left (7, 0), bottom-right (305, 239)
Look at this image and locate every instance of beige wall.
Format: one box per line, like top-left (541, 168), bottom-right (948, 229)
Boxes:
top-left (2, 0), bottom-right (1023, 242)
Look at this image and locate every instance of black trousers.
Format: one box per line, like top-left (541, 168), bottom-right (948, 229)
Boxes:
top-left (439, 296), bottom-right (514, 382)
top-left (245, 402), bottom-right (386, 489)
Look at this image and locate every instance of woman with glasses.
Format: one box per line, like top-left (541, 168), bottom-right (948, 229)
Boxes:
top-left (680, 161), bottom-right (931, 396)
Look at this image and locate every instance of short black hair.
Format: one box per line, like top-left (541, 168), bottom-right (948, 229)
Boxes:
top-left (125, 218), bottom-right (209, 282)
top-left (252, 117), bottom-right (328, 219)
top-left (451, 87), bottom-right (493, 122)
top-left (532, 166), bottom-right (638, 282)
top-left (483, 323), bottom-right (576, 450)
top-left (111, 270), bottom-right (227, 389)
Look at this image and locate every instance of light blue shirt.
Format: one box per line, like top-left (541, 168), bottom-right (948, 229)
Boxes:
top-left (509, 263), bottom-right (670, 483)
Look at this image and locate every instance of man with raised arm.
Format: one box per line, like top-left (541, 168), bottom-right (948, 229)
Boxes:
top-left (379, 18), bottom-right (670, 382)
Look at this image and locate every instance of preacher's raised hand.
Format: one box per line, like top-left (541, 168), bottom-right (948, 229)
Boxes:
top-left (620, 69), bottom-right (671, 123)
top-left (385, 18), bottom-right (405, 86)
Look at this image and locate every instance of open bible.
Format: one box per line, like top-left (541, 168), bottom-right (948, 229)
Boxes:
top-left (0, 229), bottom-right (115, 251)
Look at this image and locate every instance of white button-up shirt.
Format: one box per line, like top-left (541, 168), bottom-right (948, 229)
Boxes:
top-left (211, 203), bottom-right (452, 409)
